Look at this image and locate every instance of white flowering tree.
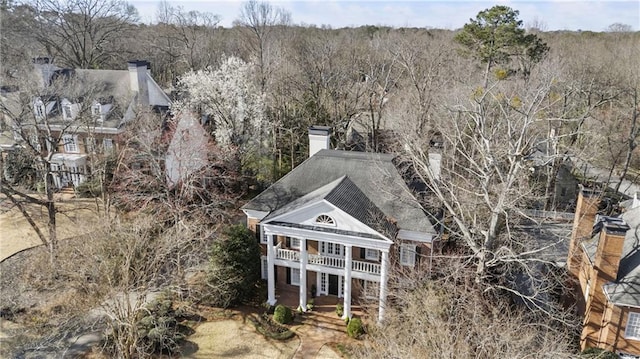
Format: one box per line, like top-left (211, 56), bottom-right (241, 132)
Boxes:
top-left (173, 56), bottom-right (266, 154)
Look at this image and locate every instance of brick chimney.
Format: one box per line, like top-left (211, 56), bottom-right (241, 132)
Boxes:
top-left (592, 217), bottom-right (629, 281)
top-left (309, 126), bottom-right (331, 157)
top-left (580, 216), bottom-right (630, 350)
top-left (568, 186), bottom-right (600, 276)
top-left (128, 60), bottom-right (150, 106)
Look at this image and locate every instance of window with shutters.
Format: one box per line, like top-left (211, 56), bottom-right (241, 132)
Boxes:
top-left (103, 138), bottom-right (114, 152)
top-left (290, 237), bottom-right (301, 249)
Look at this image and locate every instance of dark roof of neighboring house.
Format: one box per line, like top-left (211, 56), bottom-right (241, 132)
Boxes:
top-left (516, 219), bottom-right (573, 266)
top-left (604, 206), bottom-right (640, 307)
top-left (243, 149), bottom-right (436, 235)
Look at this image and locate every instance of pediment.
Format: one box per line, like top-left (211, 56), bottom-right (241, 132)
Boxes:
top-left (264, 200), bottom-right (389, 240)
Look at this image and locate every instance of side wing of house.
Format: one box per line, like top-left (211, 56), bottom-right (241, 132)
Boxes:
top-left (571, 189), bottom-right (640, 356)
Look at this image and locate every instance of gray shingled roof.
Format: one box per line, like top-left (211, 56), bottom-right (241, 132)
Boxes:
top-left (243, 149), bottom-right (436, 235)
top-left (262, 176), bottom-right (397, 239)
top-left (605, 206), bottom-right (640, 307)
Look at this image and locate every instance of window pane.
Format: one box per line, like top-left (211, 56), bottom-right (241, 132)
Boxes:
top-left (626, 312), bottom-right (640, 339)
top-left (261, 257), bottom-right (268, 280)
top-left (365, 248), bottom-right (379, 261)
top-left (291, 268), bottom-right (300, 286)
top-left (400, 244), bottom-right (415, 266)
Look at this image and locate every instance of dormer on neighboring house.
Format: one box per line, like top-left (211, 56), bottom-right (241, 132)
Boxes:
top-left (91, 100), bottom-right (112, 123)
top-left (33, 97), bottom-right (58, 121)
top-left (60, 98), bottom-right (77, 121)
top-left (33, 97), bottom-right (46, 119)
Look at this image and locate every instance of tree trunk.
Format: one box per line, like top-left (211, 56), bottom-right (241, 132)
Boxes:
top-left (45, 172), bottom-right (58, 268)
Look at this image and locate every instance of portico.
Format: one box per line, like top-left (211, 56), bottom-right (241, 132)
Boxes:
top-left (262, 221), bottom-right (392, 321)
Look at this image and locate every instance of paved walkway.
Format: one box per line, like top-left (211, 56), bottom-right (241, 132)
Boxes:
top-left (292, 310), bottom-right (346, 359)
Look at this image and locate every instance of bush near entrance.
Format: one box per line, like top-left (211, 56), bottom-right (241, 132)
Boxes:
top-left (273, 304), bottom-right (293, 324)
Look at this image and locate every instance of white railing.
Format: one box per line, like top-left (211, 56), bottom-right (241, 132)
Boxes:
top-left (308, 254), bottom-right (345, 269)
top-left (352, 260), bottom-right (381, 275)
top-left (276, 247), bottom-right (381, 275)
top-left (276, 248), bottom-right (300, 262)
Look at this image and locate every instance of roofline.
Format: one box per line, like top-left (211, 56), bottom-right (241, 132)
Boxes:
top-left (580, 241), bottom-right (595, 266)
top-left (41, 124), bottom-right (124, 135)
top-left (603, 284), bottom-right (640, 309)
top-left (398, 229), bottom-right (437, 243)
top-left (262, 222), bottom-right (393, 250)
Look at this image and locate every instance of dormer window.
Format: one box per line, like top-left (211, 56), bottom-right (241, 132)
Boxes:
top-left (33, 98), bottom-right (45, 119)
top-left (315, 214), bottom-right (335, 226)
top-left (62, 104), bottom-right (72, 120)
top-left (92, 102), bottom-right (102, 120)
top-left (61, 99), bottom-right (73, 121)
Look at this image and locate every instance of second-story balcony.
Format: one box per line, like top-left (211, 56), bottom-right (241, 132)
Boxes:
top-left (275, 247), bottom-right (381, 276)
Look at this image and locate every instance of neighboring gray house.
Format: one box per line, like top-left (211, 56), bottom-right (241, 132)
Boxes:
top-left (242, 127), bottom-right (440, 321)
top-left (0, 58), bottom-right (170, 188)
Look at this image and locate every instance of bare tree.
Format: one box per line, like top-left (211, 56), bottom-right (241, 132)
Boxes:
top-left (235, 0), bottom-right (291, 92)
top-left (356, 262), bottom-right (578, 358)
top-left (27, 0), bottom-right (138, 69)
top-left (153, 1), bottom-right (220, 77)
top-left (399, 58), bottom-right (570, 289)
top-left (0, 68), bottom-right (110, 266)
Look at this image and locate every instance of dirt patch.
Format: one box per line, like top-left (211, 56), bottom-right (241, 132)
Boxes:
top-left (183, 316), bottom-right (300, 358)
top-left (0, 195), bottom-right (104, 262)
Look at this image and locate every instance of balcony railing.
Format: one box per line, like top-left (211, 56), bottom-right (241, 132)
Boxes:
top-left (275, 248), bottom-right (381, 275)
top-left (309, 253), bottom-right (344, 268)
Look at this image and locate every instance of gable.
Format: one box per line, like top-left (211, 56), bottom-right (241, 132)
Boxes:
top-left (264, 200), bottom-right (389, 240)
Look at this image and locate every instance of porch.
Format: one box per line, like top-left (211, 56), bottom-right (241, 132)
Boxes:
top-left (275, 284), bottom-right (367, 319)
top-left (275, 244), bottom-right (381, 279)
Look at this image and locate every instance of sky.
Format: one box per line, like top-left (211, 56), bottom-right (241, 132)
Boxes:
top-left (130, 0), bottom-right (640, 32)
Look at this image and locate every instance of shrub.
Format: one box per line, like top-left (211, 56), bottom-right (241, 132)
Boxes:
top-left (273, 305), bottom-right (293, 324)
top-left (75, 178), bottom-right (102, 197)
top-left (103, 292), bottom-right (190, 357)
top-left (206, 225), bottom-right (261, 307)
top-left (347, 317), bottom-right (364, 339)
top-left (252, 313), bottom-right (295, 340)
top-left (335, 303), bottom-right (344, 317)
top-left (581, 348), bottom-right (618, 359)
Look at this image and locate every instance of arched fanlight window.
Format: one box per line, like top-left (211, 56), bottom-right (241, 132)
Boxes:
top-left (315, 214), bottom-right (335, 225)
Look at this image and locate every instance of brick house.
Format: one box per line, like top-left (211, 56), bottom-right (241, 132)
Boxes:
top-left (241, 126), bottom-right (440, 321)
top-left (0, 58), bottom-right (170, 188)
top-left (568, 188), bottom-right (640, 357)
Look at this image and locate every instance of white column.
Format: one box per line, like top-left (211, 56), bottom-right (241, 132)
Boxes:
top-left (267, 233), bottom-right (276, 305)
top-left (342, 245), bottom-right (352, 319)
top-left (299, 238), bottom-right (307, 311)
top-left (378, 249), bottom-right (389, 322)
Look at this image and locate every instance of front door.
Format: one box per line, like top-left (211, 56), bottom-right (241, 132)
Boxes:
top-left (328, 274), bottom-right (339, 295)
